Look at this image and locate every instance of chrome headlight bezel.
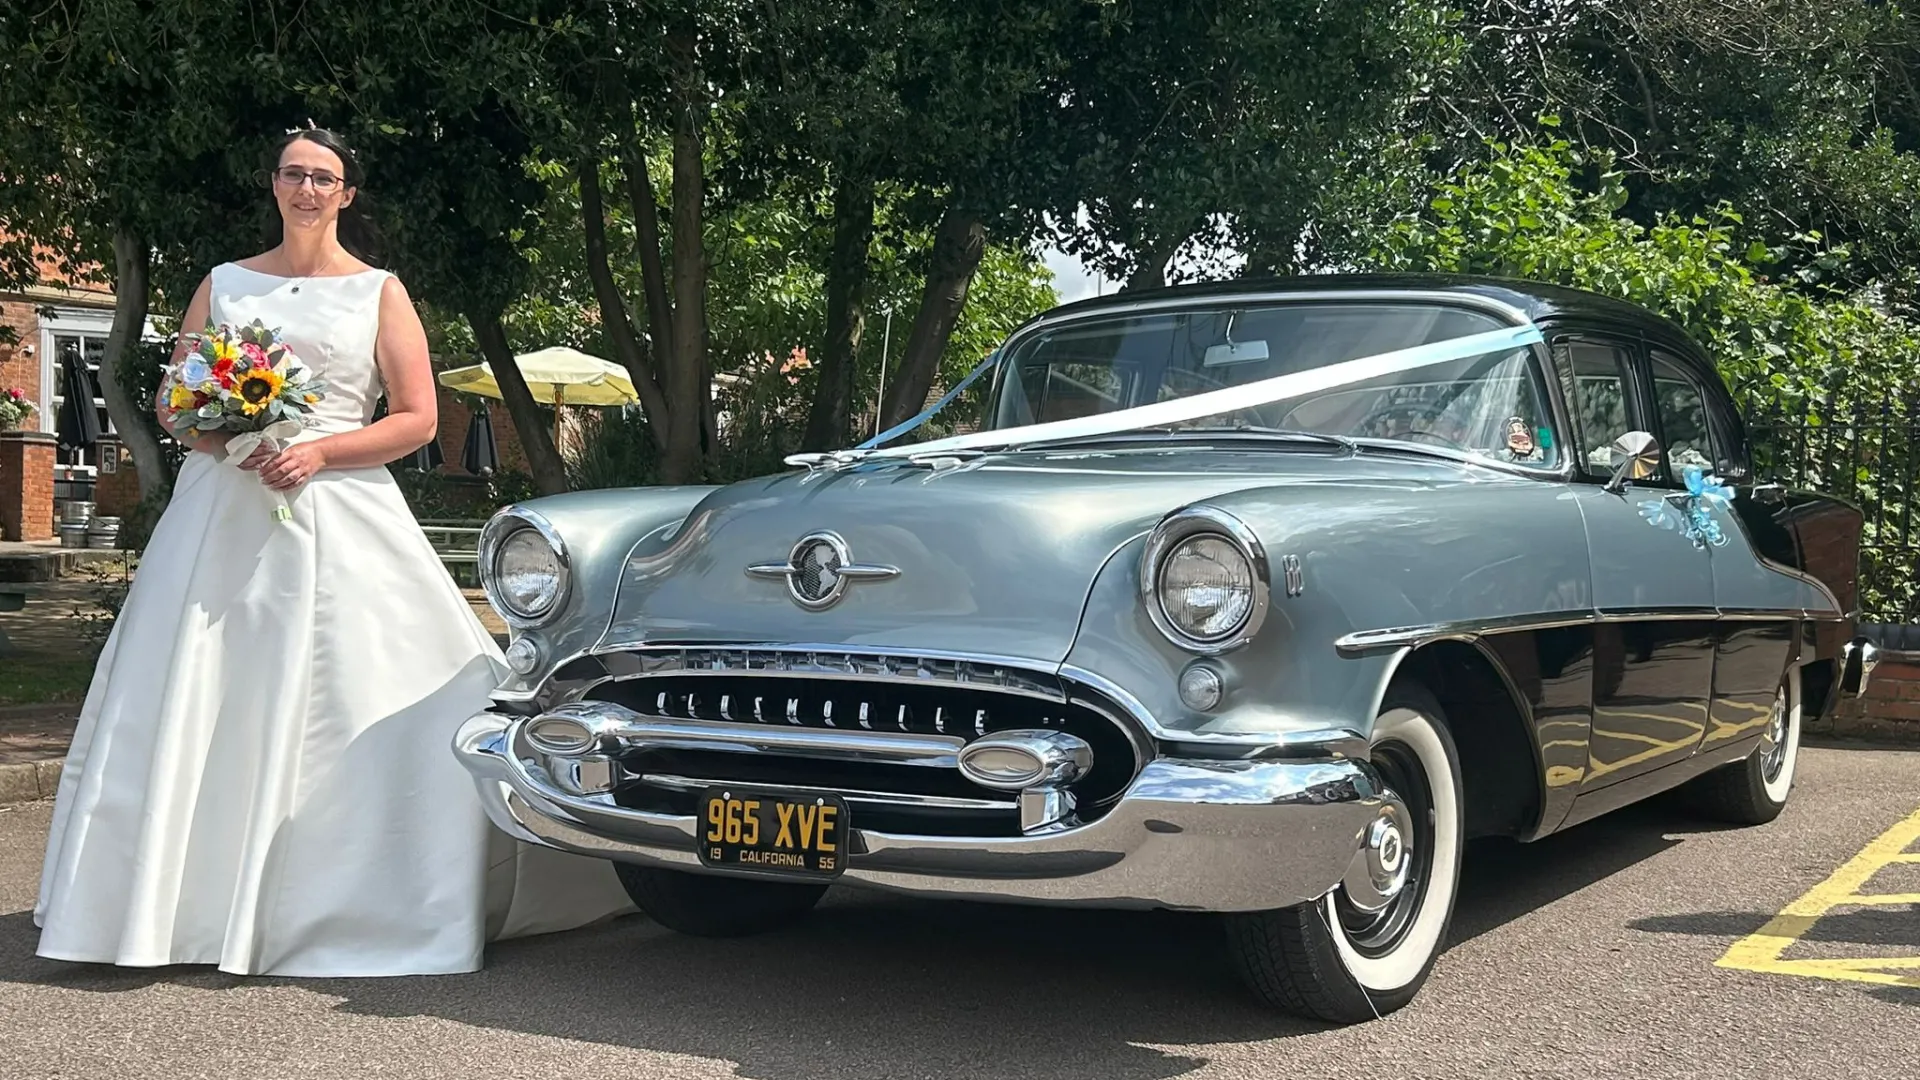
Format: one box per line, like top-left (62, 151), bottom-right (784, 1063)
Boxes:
top-left (479, 506), bottom-right (572, 628)
top-left (1139, 506), bottom-right (1270, 654)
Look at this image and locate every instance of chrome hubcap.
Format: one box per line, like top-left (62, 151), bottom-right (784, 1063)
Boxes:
top-left (1761, 687), bottom-right (1790, 782)
top-left (1343, 802), bottom-right (1414, 914)
top-left (1333, 739), bottom-right (1434, 958)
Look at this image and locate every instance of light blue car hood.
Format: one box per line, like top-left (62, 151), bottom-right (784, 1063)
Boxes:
top-left (602, 447), bottom-right (1496, 664)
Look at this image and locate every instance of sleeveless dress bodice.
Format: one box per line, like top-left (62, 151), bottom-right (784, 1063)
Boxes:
top-left (208, 263), bottom-right (390, 438)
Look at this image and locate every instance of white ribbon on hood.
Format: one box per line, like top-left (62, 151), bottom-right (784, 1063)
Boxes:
top-left (865, 323), bottom-right (1546, 459)
top-left (224, 418), bottom-right (307, 522)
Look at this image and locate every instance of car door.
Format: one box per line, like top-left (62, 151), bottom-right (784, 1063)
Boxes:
top-left (1640, 343), bottom-right (1800, 756)
top-left (1552, 329), bottom-right (1717, 792)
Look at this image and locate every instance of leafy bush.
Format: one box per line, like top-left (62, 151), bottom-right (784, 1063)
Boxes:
top-left (1333, 131), bottom-right (1920, 618)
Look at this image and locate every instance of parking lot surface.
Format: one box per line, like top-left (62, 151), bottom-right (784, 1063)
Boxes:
top-left (2, 744), bottom-right (1916, 1079)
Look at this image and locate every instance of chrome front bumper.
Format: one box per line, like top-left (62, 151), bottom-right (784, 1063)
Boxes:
top-left (453, 709), bottom-right (1389, 913)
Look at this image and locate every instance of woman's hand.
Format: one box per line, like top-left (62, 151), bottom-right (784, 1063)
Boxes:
top-left (234, 442), bottom-right (275, 471)
top-left (258, 443), bottom-right (329, 491)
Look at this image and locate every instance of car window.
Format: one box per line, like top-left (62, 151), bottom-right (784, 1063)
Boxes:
top-left (1558, 340), bottom-right (1636, 478)
top-left (1647, 350), bottom-right (1718, 476)
top-left (991, 301), bottom-right (1560, 469)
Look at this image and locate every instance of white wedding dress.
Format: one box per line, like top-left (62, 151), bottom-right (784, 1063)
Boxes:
top-left (33, 262), bottom-right (634, 976)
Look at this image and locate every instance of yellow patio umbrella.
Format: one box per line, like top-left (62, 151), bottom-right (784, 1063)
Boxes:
top-left (437, 346), bottom-right (640, 447)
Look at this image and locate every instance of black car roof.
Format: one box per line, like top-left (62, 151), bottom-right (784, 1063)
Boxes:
top-left (1041, 272), bottom-right (1702, 348)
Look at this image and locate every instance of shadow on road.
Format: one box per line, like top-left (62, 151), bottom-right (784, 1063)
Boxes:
top-left (0, 799), bottom-right (1699, 1079)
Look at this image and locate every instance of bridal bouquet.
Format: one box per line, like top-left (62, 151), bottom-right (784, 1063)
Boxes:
top-left (160, 320), bottom-right (330, 522)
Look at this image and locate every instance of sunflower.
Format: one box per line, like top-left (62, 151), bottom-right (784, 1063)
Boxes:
top-left (233, 367), bottom-right (286, 415)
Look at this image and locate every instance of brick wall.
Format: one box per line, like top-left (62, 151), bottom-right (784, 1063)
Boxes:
top-left (0, 431), bottom-right (55, 540)
top-left (1831, 654), bottom-right (1920, 741)
top-left (0, 299), bottom-right (42, 421)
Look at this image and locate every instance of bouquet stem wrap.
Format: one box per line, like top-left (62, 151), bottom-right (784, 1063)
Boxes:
top-left (224, 420), bottom-right (306, 523)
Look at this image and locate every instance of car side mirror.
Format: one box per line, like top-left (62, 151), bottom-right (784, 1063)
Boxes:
top-left (1603, 431), bottom-right (1662, 494)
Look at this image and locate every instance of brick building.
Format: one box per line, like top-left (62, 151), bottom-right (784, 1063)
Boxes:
top-left (0, 240), bottom-right (156, 541)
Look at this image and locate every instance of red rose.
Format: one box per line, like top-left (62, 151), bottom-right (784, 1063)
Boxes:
top-left (212, 358), bottom-right (237, 388)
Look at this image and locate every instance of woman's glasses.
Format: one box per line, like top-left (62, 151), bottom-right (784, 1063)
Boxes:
top-left (273, 166), bottom-right (343, 192)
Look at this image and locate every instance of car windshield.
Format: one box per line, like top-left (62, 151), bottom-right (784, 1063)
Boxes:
top-left (986, 300), bottom-right (1560, 469)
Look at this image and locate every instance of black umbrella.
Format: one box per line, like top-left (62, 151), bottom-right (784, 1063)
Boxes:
top-left (55, 346), bottom-right (103, 453)
top-left (405, 432), bottom-right (445, 472)
top-left (462, 404), bottom-right (499, 477)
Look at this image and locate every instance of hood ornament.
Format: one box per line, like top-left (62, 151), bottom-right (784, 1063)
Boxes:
top-left (748, 531), bottom-right (899, 609)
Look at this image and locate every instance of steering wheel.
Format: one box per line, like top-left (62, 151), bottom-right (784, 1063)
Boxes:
top-left (1356, 402), bottom-right (1465, 449)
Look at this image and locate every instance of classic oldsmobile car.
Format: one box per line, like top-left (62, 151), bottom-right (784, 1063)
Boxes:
top-left (453, 274), bottom-right (1879, 1023)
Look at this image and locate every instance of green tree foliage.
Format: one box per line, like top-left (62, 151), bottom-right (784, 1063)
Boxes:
top-left (1336, 133), bottom-right (1920, 613)
top-left (1432, 1), bottom-right (1920, 312)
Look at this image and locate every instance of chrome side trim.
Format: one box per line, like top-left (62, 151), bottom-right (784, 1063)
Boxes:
top-left (1335, 605), bottom-right (1839, 655)
top-left (1335, 612), bottom-right (1595, 654)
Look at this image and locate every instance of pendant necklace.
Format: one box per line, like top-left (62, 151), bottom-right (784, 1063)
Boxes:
top-left (286, 249), bottom-right (340, 294)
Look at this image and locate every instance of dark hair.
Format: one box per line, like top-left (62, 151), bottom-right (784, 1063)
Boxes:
top-left (268, 127), bottom-right (385, 266)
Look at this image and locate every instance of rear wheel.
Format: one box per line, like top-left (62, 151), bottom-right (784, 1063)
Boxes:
top-left (1224, 680), bottom-right (1464, 1024)
top-left (615, 864), bottom-right (826, 937)
top-left (1687, 665), bottom-right (1802, 825)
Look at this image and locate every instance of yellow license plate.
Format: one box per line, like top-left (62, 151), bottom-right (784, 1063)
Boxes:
top-left (696, 787), bottom-right (848, 878)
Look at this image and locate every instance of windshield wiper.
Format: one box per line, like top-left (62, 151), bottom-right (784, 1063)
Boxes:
top-left (1161, 425), bottom-right (1358, 451)
top-left (1012, 425), bottom-right (1358, 454)
top-left (1035, 426), bottom-right (1357, 451)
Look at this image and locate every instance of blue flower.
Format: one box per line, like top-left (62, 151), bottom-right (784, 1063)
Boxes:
top-left (180, 359), bottom-right (212, 388)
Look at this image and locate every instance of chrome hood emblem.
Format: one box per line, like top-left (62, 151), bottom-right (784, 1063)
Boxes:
top-left (747, 531), bottom-right (899, 609)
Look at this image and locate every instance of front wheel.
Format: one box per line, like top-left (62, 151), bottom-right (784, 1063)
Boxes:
top-left (614, 863), bottom-right (827, 938)
top-left (1224, 680), bottom-right (1464, 1024)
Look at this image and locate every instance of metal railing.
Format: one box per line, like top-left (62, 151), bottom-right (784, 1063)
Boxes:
top-left (1746, 396), bottom-right (1919, 624)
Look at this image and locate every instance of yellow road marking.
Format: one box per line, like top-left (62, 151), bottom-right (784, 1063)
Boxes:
top-left (1716, 807), bottom-right (1920, 989)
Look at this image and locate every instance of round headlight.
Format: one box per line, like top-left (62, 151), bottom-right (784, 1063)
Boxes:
top-left (483, 507), bottom-right (564, 618)
top-left (1141, 506), bottom-right (1270, 653)
top-left (1158, 535), bottom-right (1255, 642)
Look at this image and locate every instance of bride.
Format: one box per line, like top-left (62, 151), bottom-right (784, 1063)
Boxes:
top-left (32, 127), bottom-right (635, 976)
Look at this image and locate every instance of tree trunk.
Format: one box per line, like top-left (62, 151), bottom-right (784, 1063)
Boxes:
top-left (661, 30), bottom-right (712, 485)
top-left (801, 175), bottom-right (875, 450)
top-left (467, 309), bottom-right (569, 495)
top-left (877, 204), bottom-right (986, 431)
top-left (102, 231), bottom-right (169, 504)
top-left (578, 156), bottom-right (670, 449)
top-left (619, 144), bottom-right (675, 365)
top-left (1121, 228), bottom-right (1192, 292)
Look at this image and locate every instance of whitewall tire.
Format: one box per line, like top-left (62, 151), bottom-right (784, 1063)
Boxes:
top-left (1224, 679), bottom-right (1465, 1023)
top-left (1690, 664), bottom-right (1803, 825)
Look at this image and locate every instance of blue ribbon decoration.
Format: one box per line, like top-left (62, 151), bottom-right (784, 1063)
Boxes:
top-left (856, 349), bottom-right (1003, 449)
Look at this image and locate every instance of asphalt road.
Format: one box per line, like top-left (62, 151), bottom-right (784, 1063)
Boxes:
top-left (2, 744), bottom-right (1916, 1079)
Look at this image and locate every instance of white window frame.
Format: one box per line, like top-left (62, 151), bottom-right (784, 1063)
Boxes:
top-left (38, 306), bottom-right (160, 478)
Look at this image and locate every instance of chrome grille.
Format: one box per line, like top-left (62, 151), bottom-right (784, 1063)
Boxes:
top-left (576, 650), bottom-right (1145, 836)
